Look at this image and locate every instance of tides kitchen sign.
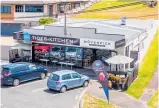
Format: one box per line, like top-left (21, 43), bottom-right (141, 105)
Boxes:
top-left (31, 35), bottom-right (80, 46)
top-left (80, 38), bottom-right (115, 50)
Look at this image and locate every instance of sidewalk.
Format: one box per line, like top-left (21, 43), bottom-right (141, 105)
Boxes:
top-left (139, 66), bottom-right (158, 103)
top-left (87, 80), bottom-right (148, 108)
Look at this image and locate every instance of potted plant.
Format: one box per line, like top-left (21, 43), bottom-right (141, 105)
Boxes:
top-left (115, 75), bottom-right (121, 90)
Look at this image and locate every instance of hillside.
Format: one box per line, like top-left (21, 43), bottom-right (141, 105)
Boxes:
top-left (74, 1), bottom-right (158, 20)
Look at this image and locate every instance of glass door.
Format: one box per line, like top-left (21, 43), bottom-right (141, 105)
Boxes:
top-left (48, 5), bottom-right (53, 16)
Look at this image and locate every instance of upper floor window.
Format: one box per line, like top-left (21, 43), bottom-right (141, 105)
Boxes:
top-left (15, 5), bottom-right (23, 12)
top-left (25, 5), bottom-right (43, 12)
top-left (1, 5), bottom-right (11, 13)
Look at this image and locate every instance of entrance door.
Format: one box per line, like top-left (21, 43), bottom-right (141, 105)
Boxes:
top-left (48, 5), bottom-right (53, 16)
top-left (130, 51), bottom-right (139, 68)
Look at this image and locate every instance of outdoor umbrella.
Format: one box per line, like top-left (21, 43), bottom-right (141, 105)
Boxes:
top-left (105, 54), bottom-right (134, 64)
top-left (105, 54), bottom-right (134, 71)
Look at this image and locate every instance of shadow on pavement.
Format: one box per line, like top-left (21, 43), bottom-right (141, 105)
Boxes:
top-left (44, 86), bottom-right (85, 94)
top-left (43, 89), bottom-right (59, 94)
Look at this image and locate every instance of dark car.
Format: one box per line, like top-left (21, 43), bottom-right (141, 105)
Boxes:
top-left (1, 62), bottom-right (48, 86)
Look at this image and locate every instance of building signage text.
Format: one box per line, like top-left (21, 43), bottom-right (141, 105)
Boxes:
top-left (31, 35), bottom-right (80, 46)
top-left (80, 38), bottom-right (115, 50)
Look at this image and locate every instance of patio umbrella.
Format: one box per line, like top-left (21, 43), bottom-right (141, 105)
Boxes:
top-left (105, 54), bottom-right (134, 71)
top-left (105, 54), bottom-right (134, 64)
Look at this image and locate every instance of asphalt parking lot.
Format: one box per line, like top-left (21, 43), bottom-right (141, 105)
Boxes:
top-left (1, 77), bottom-right (85, 108)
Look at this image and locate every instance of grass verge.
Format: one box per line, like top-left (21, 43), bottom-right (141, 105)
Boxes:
top-left (148, 90), bottom-right (158, 108)
top-left (74, 1), bottom-right (158, 20)
top-left (82, 93), bottom-right (117, 108)
top-left (125, 30), bottom-right (158, 99)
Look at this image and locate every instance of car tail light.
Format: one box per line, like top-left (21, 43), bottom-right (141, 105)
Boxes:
top-left (55, 81), bottom-right (60, 85)
top-left (3, 72), bottom-right (12, 77)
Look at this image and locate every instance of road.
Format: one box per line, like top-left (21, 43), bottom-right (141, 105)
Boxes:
top-left (1, 77), bottom-right (84, 108)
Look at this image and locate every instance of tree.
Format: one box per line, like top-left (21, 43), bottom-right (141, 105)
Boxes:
top-left (39, 17), bottom-right (56, 25)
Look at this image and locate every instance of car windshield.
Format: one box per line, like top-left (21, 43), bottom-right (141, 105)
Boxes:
top-left (50, 74), bottom-right (60, 81)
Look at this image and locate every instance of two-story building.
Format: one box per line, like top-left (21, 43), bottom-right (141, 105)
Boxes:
top-left (1, 0), bottom-right (91, 21)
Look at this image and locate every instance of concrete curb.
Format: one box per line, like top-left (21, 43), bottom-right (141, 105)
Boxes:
top-left (75, 87), bottom-right (88, 108)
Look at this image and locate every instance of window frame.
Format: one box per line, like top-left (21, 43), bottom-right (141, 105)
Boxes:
top-left (62, 74), bottom-right (72, 80)
top-left (28, 64), bottom-right (37, 70)
top-left (1, 5), bottom-right (11, 14)
top-left (25, 5), bottom-right (44, 12)
top-left (71, 73), bottom-right (81, 79)
top-left (15, 5), bottom-right (23, 12)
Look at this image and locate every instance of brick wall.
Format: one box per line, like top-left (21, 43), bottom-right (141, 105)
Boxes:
top-left (1, 5), bottom-right (15, 21)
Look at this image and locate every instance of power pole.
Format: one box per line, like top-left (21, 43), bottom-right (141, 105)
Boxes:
top-left (64, 4), bottom-right (67, 36)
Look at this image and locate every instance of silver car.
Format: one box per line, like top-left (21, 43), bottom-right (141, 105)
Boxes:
top-left (47, 70), bottom-right (90, 93)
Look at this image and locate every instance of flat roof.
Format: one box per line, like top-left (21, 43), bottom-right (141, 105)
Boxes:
top-left (31, 18), bottom-right (152, 41)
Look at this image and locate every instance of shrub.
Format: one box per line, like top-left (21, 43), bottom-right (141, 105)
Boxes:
top-left (39, 17), bottom-right (56, 25)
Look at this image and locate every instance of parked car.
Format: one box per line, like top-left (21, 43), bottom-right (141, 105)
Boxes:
top-left (47, 70), bottom-right (90, 93)
top-left (1, 62), bottom-right (48, 86)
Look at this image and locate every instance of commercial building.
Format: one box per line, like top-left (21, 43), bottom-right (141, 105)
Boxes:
top-left (12, 19), bottom-right (158, 71)
top-left (1, 0), bottom-right (92, 21)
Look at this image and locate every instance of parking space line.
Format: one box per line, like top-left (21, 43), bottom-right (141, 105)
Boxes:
top-left (32, 87), bottom-right (48, 92)
top-left (11, 79), bottom-right (47, 89)
top-left (75, 95), bottom-right (79, 100)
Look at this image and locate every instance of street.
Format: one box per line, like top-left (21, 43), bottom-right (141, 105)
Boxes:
top-left (1, 77), bottom-right (85, 108)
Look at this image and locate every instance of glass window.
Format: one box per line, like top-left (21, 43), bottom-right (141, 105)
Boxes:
top-left (29, 64), bottom-right (37, 70)
top-left (25, 5), bottom-right (43, 12)
top-left (62, 74), bottom-right (72, 80)
top-left (50, 74), bottom-right (60, 81)
top-left (72, 73), bottom-right (81, 78)
top-left (15, 5), bottom-right (23, 12)
top-left (1, 5), bottom-right (11, 13)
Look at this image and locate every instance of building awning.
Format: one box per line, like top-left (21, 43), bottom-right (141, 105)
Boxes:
top-left (11, 43), bottom-right (32, 50)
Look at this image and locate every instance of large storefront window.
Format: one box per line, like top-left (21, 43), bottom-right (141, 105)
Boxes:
top-left (50, 46), bottom-right (83, 67)
top-left (32, 44), bottom-right (112, 68)
top-left (33, 44), bottom-right (83, 67)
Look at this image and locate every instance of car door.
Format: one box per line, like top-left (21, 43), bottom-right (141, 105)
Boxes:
top-left (14, 66), bottom-right (31, 82)
top-left (71, 73), bottom-right (82, 87)
top-left (28, 64), bottom-right (40, 79)
top-left (62, 74), bottom-right (74, 89)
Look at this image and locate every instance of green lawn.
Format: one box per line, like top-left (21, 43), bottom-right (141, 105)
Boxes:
top-left (74, 1), bottom-right (158, 20)
top-left (86, 1), bottom-right (135, 10)
top-left (125, 30), bottom-right (159, 99)
top-left (148, 90), bottom-right (158, 108)
top-left (82, 93), bottom-right (117, 108)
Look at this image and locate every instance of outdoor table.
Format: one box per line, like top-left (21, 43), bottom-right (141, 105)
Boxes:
top-left (51, 60), bottom-right (58, 68)
top-left (39, 59), bottom-right (49, 66)
top-left (24, 55), bottom-right (31, 62)
top-left (58, 62), bottom-right (75, 70)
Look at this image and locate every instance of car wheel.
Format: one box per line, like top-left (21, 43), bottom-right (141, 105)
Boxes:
top-left (13, 79), bottom-right (20, 86)
top-left (40, 73), bottom-right (46, 80)
top-left (60, 86), bottom-right (67, 93)
top-left (83, 81), bottom-right (89, 87)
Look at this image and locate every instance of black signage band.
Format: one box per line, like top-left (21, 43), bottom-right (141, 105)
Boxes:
top-left (115, 39), bottom-right (126, 48)
top-left (31, 35), bottom-right (80, 46)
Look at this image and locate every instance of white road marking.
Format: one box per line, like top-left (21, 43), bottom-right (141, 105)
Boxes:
top-left (11, 79), bottom-right (47, 89)
top-left (32, 87), bottom-right (48, 92)
top-left (75, 95), bottom-right (78, 100)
